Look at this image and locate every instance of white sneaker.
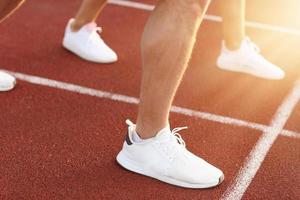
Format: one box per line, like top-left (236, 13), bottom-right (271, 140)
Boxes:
top-left (116, 120), bottom-right (224, 189)
top-left (62, 19), bottom-right (118, 63)
top-left (0, 71), bottom-right (16, 92)
top-left (216, 37), bottom-right (285, 80)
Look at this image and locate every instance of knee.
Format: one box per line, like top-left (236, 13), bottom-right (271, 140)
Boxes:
top-left (157, 0), bottom-right (210, 15)
top-left (182, 0), bottom-right (211, 14)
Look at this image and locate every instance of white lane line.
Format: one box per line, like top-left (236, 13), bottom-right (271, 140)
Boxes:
top-left (221, 80), bottom-right (300, 200)
top-left (107, 0), bottom-right (300, 36)
top-left (5, 70), bottom-right (300, 139)
top-left (281, 129), bottom-right (300, 139)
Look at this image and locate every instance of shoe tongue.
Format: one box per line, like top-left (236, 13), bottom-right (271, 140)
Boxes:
top-left (84, 22), bottom-right (97, 32)
top-left (155, 126), bottom-right (172, 141)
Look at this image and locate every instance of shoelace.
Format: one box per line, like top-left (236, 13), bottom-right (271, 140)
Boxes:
top-left (89, 27), bottom-right (103, 41)
top-left (245, 37), bottom-right (260, 53)
top-left (171, 127), bottom-right (188, 147)
top-left (164, 126), bottom-right (188, 161)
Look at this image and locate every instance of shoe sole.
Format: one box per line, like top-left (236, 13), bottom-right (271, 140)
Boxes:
top-left (116, 150), bottom-right (224, 189)
top-left (62, 40), bottom-right (117, 64)
top-left (216, 60), bottom-right (284, 80)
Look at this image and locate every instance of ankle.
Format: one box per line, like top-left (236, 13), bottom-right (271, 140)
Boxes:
top-left (70, 19), bottom-right (86, 32)
top-left (224, 41), bottom-right (242, 51)
top-left (135, 126), bottom-right (157, 140)
top-left (224, 37), bottom-right (245, 51)
top-left (136, 121), bottom-right (168, 140)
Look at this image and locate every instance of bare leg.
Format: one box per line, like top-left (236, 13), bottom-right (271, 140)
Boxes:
top-left (71, 0), bottom-right (107, 31)
top-left (136, 0), bottom-right (211, 139)
top-left (219, 0), bottom-right (245, 50)
top-left (0, 0), bottom-right (25, 23)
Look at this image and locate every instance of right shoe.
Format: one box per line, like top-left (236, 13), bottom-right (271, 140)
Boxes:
top-left (116, 120), bottom-right (224, 189)
top-left (0, 71), bottom-right (16, 92)
top-left (62, 18), bottom-right (118, 63)
top-left (216, 37), bottom-right (285, 80)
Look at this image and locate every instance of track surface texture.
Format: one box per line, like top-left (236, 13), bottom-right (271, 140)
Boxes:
top-left (0, 0), bottom-right (299, 199)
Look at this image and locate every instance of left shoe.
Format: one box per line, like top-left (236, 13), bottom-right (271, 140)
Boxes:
top-left (216, 37), bottom-right (285, 80)
top-left (62, 18), bottom-right (118, 63)
top-left (0, 71), bottom-right (16, 92)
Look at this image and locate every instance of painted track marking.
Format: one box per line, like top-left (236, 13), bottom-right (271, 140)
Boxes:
top-left (221, 79), bottom-right (300, 200)
top-left (108, 0), bottom-right (300, 36)
top-left (5, 70), bottom-right (300, 140)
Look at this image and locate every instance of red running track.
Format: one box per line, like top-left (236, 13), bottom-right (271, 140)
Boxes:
top-left (0, 0), bottom-right (300, 199)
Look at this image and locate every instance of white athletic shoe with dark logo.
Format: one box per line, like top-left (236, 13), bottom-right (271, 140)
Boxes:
top-left (116, 120), bottom-right (224, 189)
top-left (217, 37), bottom-right (285, 80)
top-left (63, 19), bottom-right (117, 63)
top-left (0, 71), bottom-right (16, 92)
